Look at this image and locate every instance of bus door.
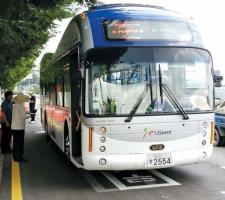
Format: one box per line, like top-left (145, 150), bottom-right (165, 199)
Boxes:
top-left (70, 50), bottom-right (82, 158)
top-left (54, 77), bottom-right (65, 147)
top-left (45, 82), bottom-right (55, 138)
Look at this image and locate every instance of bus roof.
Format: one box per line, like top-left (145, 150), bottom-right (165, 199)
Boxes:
top-left (88, 3), bottom-right (176, 17)
top-left (53, 4), bottom-right (203, 62)
top-left (87, 4), bottom-right (201, 47)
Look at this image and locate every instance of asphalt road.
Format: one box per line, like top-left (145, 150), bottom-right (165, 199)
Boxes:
top-left (1, 117), bottom-right (225, 200)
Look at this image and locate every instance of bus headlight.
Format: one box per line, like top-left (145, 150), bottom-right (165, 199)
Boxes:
top-left (202, 122), bottom-right (208, 129)
top-left (99, 158), bottom-right (106, 166)
top-left (202, 151), bottom-right (207, 159)
top-left (99, 146), bottom-right (106, 152)
top-left (202, 131), bottom-right (207, 137)
top-left (202, 140), bottom-right (206, 146)
top-left (99, 127), bottom-right (107, 134)
top-left (100, 136), bottom-right (106, 143)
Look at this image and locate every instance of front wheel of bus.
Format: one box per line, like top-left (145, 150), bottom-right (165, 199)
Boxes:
top-left (214, 128), bottom-right (223, 146)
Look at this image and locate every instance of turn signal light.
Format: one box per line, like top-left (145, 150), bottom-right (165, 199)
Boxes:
top-left (210, 122), bottom-right (214, 144)
top-left (88, 127), bottom-right (93, 152)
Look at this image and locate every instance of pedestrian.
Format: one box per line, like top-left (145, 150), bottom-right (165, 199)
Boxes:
top-left (11, 93), bottom-right (30, 162)
top-left (29, 92), bottom-right (36, 122)
top-left (0, 91), bottom-right (13, 154)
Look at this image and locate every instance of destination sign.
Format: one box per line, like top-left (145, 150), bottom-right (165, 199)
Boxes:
top-left (104, 20), bottom-right (192, 41)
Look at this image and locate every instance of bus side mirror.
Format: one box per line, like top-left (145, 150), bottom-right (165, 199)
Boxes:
top-left (214, 75), bottom-right (223, 87)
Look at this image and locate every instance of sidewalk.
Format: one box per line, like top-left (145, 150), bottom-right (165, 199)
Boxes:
top-left (0, 122), bottom-right (42, 188)
top-left (0, 105), bottom-right (41, 188)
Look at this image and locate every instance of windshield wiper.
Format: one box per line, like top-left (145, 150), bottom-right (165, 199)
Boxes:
top-left (158, 65), bottom-right (163, 104)
top-left (125, 84), bottom-right (150, 122)
top-left (157, 65), bottom-right (189, 120)
top-left (162, 83), bottom-right (189, 120)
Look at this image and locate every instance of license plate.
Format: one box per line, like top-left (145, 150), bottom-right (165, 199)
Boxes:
top-left (146, 153), bottom-right (172, 167)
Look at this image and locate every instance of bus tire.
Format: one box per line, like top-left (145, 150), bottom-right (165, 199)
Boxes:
top-left (64, 124), bottom-right (70, 160)
top-left (213, 128), bottom-right (223, 146)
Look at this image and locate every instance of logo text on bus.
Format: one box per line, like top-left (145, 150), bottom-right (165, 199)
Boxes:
top-left (143, 128), bottom-right (172, 139)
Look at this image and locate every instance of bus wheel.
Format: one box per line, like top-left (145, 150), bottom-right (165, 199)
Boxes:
top-left (214, 128), bottom-right (223, 147)
top-left (64, 132), bottom-right (70, 159)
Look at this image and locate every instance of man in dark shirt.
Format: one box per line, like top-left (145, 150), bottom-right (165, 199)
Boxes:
top-left (29, 93), bottom-right (36, 122)
top-left (1, 91), bottom-right (13, 154)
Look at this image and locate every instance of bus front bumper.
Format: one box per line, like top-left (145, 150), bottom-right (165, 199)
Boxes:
top-left (82, 146), bottom-right (213, 170)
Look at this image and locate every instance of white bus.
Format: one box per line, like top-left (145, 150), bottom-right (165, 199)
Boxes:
top-left (40, 4), bottom-right (214, 170)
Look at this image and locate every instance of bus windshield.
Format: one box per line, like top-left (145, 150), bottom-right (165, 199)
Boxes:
top-left (85, 47), bottom-right (213, 116)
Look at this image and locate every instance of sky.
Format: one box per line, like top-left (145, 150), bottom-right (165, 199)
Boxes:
top-left (36, 0), bottom-right (225, 77)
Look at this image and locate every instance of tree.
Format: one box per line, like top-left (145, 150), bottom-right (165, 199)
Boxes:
top-left (0, 0), bottom-right (99, 90)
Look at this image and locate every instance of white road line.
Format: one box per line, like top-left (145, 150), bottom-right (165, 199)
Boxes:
top-left (220, 191), bottom-right (225, 194)
top-left (150, 170), bottom-right (181, 186)
top-left (222, 166), bottom-right (225, 170)
top-left (102, 170), bottom-right (180, 191)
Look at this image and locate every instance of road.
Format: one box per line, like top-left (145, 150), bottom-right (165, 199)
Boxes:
top-left (1, 116), bottom-right (225, 200)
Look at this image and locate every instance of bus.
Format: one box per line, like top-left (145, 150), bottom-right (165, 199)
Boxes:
top-left (40, 4), bottom-right (214, 170)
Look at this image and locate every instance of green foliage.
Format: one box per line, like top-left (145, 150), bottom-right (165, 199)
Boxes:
top-left (40, 53), bottom-right (54, 72)
top-left (40, 53), bottom-right (54, 83)
top-left (0, 55), bottom-right (38, 90)
top-left (0, 0), bottom-right (89, 90)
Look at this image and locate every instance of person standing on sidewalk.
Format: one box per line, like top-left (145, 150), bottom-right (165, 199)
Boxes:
top-left (0, 91), bottom-right (13, 154)
top-left (29, 92), bottom-right (36, 122)
top-left (11, 93), bottom-right (30, 162)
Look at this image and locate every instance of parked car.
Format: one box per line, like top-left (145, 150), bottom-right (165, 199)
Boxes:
top-left (214, 100), bottom-right (225, 146)
top-left (215, 87), bottom-right (225, 106)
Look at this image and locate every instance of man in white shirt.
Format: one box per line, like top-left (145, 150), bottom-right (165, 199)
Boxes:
top-left (11, 93), bottom-right (30, 162)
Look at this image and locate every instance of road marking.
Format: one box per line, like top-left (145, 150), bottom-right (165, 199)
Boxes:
top-left (84, 170), bottom-right (180, 192)
top-left (12, 160), bottom-right (23, 200)
top-left (222, 166), bottom-right (225, 170)
top-left (102, 170), bottom-right (180, 191)
top-left (220, 191), bottom-right (225, 194)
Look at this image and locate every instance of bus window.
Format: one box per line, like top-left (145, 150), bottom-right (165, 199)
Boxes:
top-left (56, 78), bottom-right (63, 107)
top-left (64, 72), bottom-right (71, 108)
top-left (85, 47), bottom-right (213, 116)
